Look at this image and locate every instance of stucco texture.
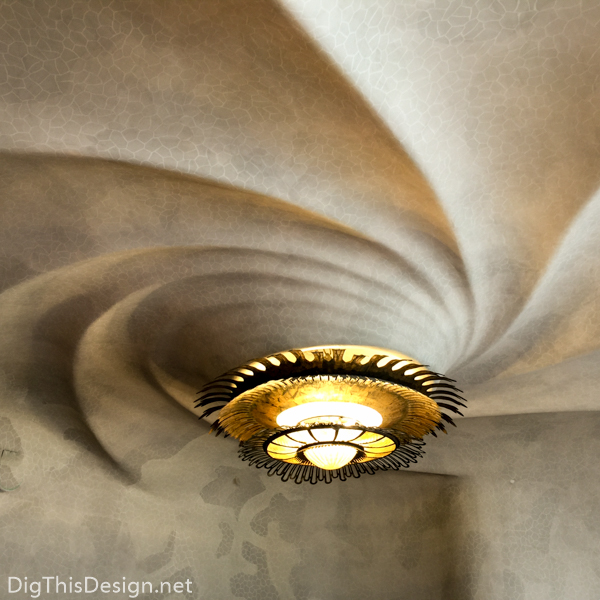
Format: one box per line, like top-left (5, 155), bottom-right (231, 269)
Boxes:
top-left (1, 1), bottom-right (600, 598)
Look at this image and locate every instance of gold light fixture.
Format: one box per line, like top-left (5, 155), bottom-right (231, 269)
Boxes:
top-left (197, 346), bottom-right (465, 483)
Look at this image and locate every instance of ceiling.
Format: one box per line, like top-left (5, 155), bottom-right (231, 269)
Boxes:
top-left (1, 1), bottom-right (599, 598)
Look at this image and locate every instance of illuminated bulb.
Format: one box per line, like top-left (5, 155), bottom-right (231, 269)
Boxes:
top-left (303, 444), bottom-right (358, 470)
top-left (276, 402), bottom-right (382, 427)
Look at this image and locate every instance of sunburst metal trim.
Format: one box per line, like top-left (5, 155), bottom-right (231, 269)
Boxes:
top-left (217, 374), bottom-right (442, 442)
top-left (196, 345), bottom-right (465, 483)
top-left (239, 427), bottom-right (427, 484)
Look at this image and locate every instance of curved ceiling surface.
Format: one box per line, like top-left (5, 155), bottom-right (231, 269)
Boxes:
top-left (1, 2), bottom-right (600, 599)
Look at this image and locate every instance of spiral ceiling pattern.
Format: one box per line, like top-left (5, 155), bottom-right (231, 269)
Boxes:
top-left (1, 1), bottom-right (600, 598)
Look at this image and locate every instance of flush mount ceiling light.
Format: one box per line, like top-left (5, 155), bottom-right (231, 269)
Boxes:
top-left (197, 346), bottom-right (465, 484)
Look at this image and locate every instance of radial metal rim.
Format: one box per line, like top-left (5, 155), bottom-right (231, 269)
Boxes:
top-left (239, 426), bottom-right (427, 484)
top-left (196, 345), bottom-right (466, 483)
top-left (196, 345), bottom-right (465, 439)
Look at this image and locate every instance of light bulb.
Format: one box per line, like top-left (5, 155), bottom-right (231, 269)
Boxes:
top-left (303, 444), bottom-right (358, 470)
top-left (276, 402), bottom-right (382, 427)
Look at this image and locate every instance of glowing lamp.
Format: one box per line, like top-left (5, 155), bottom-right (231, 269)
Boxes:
top-left (197, 346), bottom-right (465, 483)
top-left (304, 445), bottom-right (357, 470)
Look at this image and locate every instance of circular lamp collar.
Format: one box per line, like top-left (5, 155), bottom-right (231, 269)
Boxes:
top-left (196, 345), bottom-right (465, 483)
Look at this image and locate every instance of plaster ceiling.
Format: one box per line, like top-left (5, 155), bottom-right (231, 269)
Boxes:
top-left (1, 1), bottom-right (600, 598)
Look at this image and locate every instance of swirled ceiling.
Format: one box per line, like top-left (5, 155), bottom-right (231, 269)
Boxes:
top-left (1, 1), bottom-right (599, 598)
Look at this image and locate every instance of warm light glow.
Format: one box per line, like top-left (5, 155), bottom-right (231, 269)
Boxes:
top-left (265, 426), bottom-right (397, 466)
top-left (200, 344), bottom-right (462, 482)
top-left (303, 444), bottom-right (358, 470)
top-left (276, 402), bottom-right (383, 427)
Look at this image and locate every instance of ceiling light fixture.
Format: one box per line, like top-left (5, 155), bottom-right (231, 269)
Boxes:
top-left (196, 346), bottom-right (465, 483)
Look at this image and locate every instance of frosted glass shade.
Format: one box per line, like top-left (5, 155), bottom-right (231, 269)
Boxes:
top-left (265, 426), bottom-right (397, 466)
top-left (303, 444), bottom-right (358, 470)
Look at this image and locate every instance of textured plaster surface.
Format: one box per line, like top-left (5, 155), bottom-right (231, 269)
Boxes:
top-left (1, 1), bottom-right (600, 599)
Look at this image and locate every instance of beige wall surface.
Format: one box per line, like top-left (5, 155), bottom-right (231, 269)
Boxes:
top-left (1, 2), bottom-right (600, 599)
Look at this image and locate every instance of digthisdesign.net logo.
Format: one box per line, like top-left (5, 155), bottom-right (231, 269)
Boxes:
top-left (8, 576), bottom-right (193, 598)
